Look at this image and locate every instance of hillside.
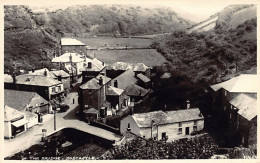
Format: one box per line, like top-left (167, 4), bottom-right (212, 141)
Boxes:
top-left (187, 4), bottom-right (256, 33)
top-left (4, 5), bottom-right (191, 72)
top-left (148, 8), bottom-right (256, 110)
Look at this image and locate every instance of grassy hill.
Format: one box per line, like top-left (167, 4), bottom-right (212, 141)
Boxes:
top-left (188, 4), bottom-right (256, 33)
top-left (4, 5), bottom-right (191, 72)
top-left (146, 5), bottom-right (257, 110)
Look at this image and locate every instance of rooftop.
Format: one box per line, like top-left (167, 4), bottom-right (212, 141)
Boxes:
top-left (132, 108), bottom-right (203, 128)
top-left (80, 58), bottom-right (105, 72)
top-left (109, 62), bottom-right (148, 72)
top-left (125, 84), bottom-right (149, 97)
top-left (80, 75), bottom-right (111, 90)
top-left (112, 69), bottom-right (137, 90)
top-left (83, 107), bottom-right (99, 114)
top-left (210, 74), bottom-right (258, 93)
top-left (107, 86), bottom-right (124, 96)
top-left (61, 38), bottom-right (85, 46)
top-left (4, 74), bottom-right (13, 83)
top-left (29, 68), bottom-right (56, 78)
top-left (137, 73), bottom-right (150, 83)
top-left (4, 105), bottom-right (25, 122)
top-left (51, 70), bottom-right (70, 78)
top-left (52, 53), bottom-right (85, 63)
top-left (230, 93), bottom-right (257, 121)
top-left (5, 89), bottom-right (48, 111)
top-left (15, 74), bottom-right (62, 87)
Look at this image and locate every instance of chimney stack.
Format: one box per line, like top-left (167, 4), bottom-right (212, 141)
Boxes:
top-left (114, 80), bottom-right (118, 88)
top-left (99, 76), bottom-right (103, 85)
top-left (12, 73), bottom-right (16, 84)
top-left (88, 62), bottom-right (92, 68)
top-left (44, 69), bottom-right (47, 76)
top-left (186, 100), bottom-right (190, 109)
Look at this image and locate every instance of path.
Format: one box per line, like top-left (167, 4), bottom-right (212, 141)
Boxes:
top-left (4, 90), bottom-right (121, 158)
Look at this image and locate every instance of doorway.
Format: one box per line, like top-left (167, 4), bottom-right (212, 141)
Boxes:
top-left (185, 127), bottom-right (189, 135)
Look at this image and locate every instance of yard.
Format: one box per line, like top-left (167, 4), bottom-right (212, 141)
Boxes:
top-left (88, 49), bottom-right (167, 67)
top-left (78, 37), bottom-right (153, 48)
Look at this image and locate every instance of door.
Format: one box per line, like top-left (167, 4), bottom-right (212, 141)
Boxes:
top-left (185, 127), bottom-right (189, 135)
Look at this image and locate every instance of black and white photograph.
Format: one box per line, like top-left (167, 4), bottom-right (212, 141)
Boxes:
top-left (2, 0), bottom-right (258, 160)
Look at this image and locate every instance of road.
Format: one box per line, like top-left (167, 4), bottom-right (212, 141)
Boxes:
top-left (4, 91), bottom-right (121, 158)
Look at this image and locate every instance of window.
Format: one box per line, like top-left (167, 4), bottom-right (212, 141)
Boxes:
top-left (193, 126), bottom-right (197, 131)
top-left (162, 132), bottom-right (166, 139)
top-left (154, 136), bottom-right (157, 140)
top-left (224, 90), bottom-right (227, 96)
top-left (178, 128), bottom-right (182, 134)
top-left (194, 120), bottom-right (197, 125)
top-left (178, 122), bottom-right (182, 127)
top-left (52, 87), bottom-right (55, 93)
top-left (128, 123), bottom-right (130, 128)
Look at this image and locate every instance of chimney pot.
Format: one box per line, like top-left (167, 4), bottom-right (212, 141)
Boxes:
top-left (88, 62), bottom-right (92, 68)
top-left (99, 76), bottom-right (103, 85)
top-left (187, 100), bottom-right (190, 109)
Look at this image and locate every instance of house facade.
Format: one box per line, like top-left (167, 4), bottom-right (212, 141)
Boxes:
top-left (79, 75), bottom-right (111, 118)
top-left (209, 74), bottom-right (257, 146)
top-left (61, 38), bottom-right (86, 56)
top-left (52, 52), bottom-right (85, 78)
top-left (120, 108), bottom-right (204, 141)
top-left (81, 58), bottom-right (106, 84)
top-left (7, 74), bottom-right (64, 101)
top-left (5, 89), bottom-right (50, 115)
top-left (4, 105), bottom-right (28, 139)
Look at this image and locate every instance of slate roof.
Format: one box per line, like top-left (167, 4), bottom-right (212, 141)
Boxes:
top-left (132, 108), bottom-right (203, 128)
top-left (230, 93), bottom-right (257, 121)
top-left (29, 68), bottom-right (56, 78)
top-left (137, 73), bottom-right (150, 83)
top-left (112, 69), bottom-right (138, 90)
top-left (15, 74), bottom-right (62, 87)
top-left (4, 105), bottom-right (25, 122)
top-left (107, 86), bottom-right (124, 96)
top-left (51, 70), bottom-right (70, 78)
top-left (61, 38), bottom-right (85, 46)
top-left (210, 74), bottom-right (257, 93)
top-left (52, 53), bottom-right (84, 63)
top-left (80, 58), bottom-right (105, 72)
top-left (109, 62), bottom-right (148, 72)
top-left (125, 84), bottom-right (149, 97)
top-left (80, 75), bottom-right (111, 90)
top-left (5, 89), bottom-right (48, 111)
top-left (4, 74), bottom-right (13, 83)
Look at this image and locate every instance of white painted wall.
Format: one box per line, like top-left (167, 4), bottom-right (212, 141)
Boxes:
top-left (122, 118), bottom-right (204, 141)
top-left (120, 115), bottom-right (140, 135)
top-left (4, 121), bottom-right (12, 138)
top-left (26, 116), bottom-right (38, 128)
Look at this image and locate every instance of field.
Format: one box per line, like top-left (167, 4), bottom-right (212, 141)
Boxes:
top-left (78, 37), bottom-right (153, 48)
top-left (88, 49), bottom-right (167, 67)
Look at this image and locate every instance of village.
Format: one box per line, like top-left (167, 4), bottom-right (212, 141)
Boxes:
top-left (4, 37), bottom-right (257, 159)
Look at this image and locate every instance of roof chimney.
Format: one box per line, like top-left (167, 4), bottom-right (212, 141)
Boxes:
top-left (102, 62), bottom-right (105, 66)
top-left (186, 100), bottom-right (190, 109)
top-left (99, 76), bottom-right (103, 85)
top-left (114, 80), bottom-right (118, 88)
top-left (12, 73), bottom-right (16, 84)
top-left (44, 69), bottom-right (47, 76)
top-left (88, 62), bottom-right (92, 68)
